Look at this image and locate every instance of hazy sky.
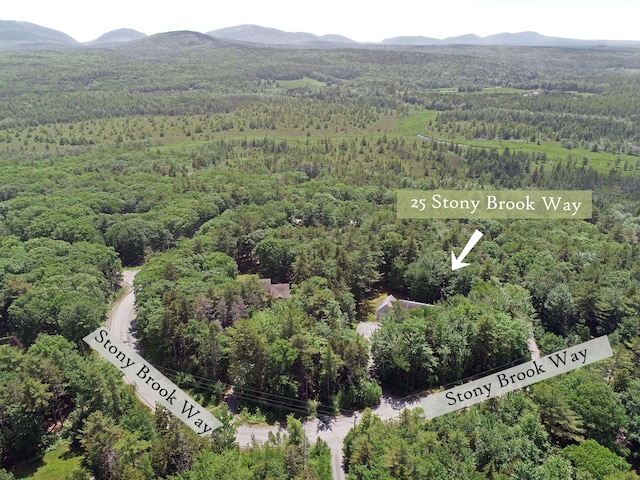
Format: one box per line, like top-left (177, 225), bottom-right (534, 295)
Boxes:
top-left (4, 0), bottom-right (639, 43)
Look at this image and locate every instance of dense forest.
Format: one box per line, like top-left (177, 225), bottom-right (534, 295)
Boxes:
top-left (1, 33), bottom-right (640, 479)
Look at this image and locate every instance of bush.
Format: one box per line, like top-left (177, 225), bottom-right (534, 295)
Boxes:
top-left (339, 379), bottom-right (382, 410)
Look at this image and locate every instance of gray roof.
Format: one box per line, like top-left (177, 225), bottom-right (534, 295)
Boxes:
top-left (375, 294), bottom-right (431, 319)
top-left (258, 278), bottom-right (291, 299)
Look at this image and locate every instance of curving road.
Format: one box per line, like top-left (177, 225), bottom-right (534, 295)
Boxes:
top-left (107, 270), bottom-right (139, 347)
top-left (108, 270), bottom-right (421, 479)
top-left (107, 270), bottom-right (159, 409)
top-left (108, 271), bottom-right (538, 480)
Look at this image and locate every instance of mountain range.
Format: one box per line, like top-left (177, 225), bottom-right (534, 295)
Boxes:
top-left (2, 20), bottom-right (639, 49)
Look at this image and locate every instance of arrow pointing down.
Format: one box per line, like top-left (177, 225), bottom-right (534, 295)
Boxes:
top-left (451, 230), bottom-right (483, 271)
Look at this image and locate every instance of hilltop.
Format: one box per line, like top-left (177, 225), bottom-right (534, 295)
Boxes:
top-left (0, 20), bottom-right (77, 47)
top-left (87, 28), bottom-right (147, 45)
top-left (207, 24), bottom-right (358, 46)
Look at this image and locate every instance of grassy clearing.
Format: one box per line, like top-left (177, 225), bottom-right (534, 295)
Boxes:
top-left (152, 112), bottom-right (404, 153)
top-left (451, 137), bottom-right (636, 174)
top-left (395, 110), bottom-right (439, 136)
top-left (147, 106), bottom-right (636, 176)
top-left (479, 87), bottom-right (529, 94)
top-left (397, 110), bottom-right (639, 175)
top-left (14, 443), bottom-right (83, 480)
top-left (278, 77), bottom-right (326, 89)
top-left (237, 273), bottom-right (259, 282)
top-left (7, 102), bottom-right (636, 177)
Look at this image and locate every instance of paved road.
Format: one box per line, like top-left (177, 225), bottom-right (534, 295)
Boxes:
top-left (229, 321), bottom-right (421, 480)
top-left (107, 270), bottom-right (158, 410)
top-left (107, 272), bottom-right (422, 479)
top-left (107, 270), bottom-right (138, 347)
top-left (108, 273), bottom-right (540, 480)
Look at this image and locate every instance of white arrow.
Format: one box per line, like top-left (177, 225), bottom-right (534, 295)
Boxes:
top-left (451, 230), bottom-right (484, 271)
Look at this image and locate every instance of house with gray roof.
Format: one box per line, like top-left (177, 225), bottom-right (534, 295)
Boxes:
top-left (258, 278), bottom-right (291, 299)
top-left (375, 294), bottom-right (431, 319)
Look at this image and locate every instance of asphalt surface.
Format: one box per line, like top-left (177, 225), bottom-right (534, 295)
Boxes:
top-left (107, 270), bottom-right (138, 347)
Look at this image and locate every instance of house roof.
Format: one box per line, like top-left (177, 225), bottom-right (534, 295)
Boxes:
top-left (258, 278), bottom-right (291, 299)
top-left (375, 294), bottom-right (396, 315)
top-left (269, 283), bottom-right (291, 299)
top-left (375, 294), bottom-right (431, 319)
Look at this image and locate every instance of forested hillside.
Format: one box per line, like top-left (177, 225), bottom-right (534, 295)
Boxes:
top-left (1, 36), bottom-right (640, 479)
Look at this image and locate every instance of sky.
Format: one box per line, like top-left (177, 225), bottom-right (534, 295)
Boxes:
top-left (4, 0), bottom-right (640, 43)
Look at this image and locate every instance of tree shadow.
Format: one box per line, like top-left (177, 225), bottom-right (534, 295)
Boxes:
top-left (356, 299), bottom-right (375, 323)
top-left (13, 458), bottom-right (45, 479)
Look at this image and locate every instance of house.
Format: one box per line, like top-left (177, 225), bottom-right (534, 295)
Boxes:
top-left (375, 294), bottom-right (431, 319)
top-left (258, 278), bottom-right (291, 299)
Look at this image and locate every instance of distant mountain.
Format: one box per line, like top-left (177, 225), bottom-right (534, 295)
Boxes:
top-left (137, 30), bottom-right (222, 47)
top-left (208, 24), bottom-right (312, 44)
top-left (87, 28), bottom-right (147, 45)
top-left (482, 31), bottom-right (584, 46)
top-left (108, 30), bottom-right (223, 58)
top-left (383, 31), bottom-right (559, 46)
top-left (207, 24), bottom-right (358, 46)
top-left (318, 34), bottom-right (356, 43)
top-left (380, 35), bottom-right (442, 46)
top-left (443, 34), bottom-right (484, 45)
top-left (383, 31), bottom-right (640, 47)
top-left (0, 20), bottom-right (77, 48)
